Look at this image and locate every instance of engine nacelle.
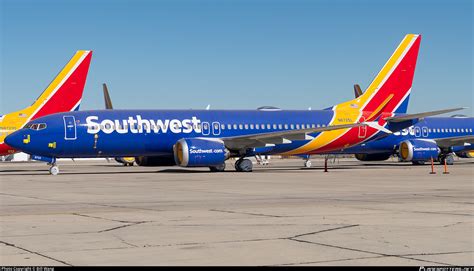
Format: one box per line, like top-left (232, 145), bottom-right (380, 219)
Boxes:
top-left (135, 156), bottom-right (176, 167)
top-left (399, 140), bottom-right (440, 162)
top-left (355, 153), bottom-right (391, 161)
top-left (455, 151), bottom-right (474, 158)
top-left (173, 138), bottom-right (229, 167)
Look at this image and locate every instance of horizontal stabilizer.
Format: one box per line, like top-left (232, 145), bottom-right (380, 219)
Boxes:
top-left (384, 107), bottom-right (467, 122)
top-left (364, 122), bottom-right (392, 134)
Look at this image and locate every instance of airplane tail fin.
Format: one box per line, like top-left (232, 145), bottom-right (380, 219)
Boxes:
top-left (337, 34), bottom-right (421, 120)
top-left (19, 50), bottom-right (92, 122)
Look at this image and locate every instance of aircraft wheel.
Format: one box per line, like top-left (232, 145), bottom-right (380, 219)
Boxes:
top-left (445, 154), bottom-right (454, 165)
top-left (236, 159), bottom-right (253, 172)
top-left (304, 160), bottom-right (312, 168)
top-left (210, 163), bottom-right (226, 172)
top-left (412, 160), bottom-right (425, 165)
top-left (235, 159), bottom-right (243, 172)
top-left (49, 165), bottom-right (60, 175)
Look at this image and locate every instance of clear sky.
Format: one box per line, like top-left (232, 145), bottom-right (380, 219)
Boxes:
top-left (1, 0), bottom-right (472, 115)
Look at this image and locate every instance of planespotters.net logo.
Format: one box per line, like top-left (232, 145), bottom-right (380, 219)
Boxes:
top-left (420, 267), bottom-right (474, 271)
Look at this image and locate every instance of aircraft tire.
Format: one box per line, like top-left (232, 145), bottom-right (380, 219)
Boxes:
top-left (445, 154), bottom-right (454, 165)
top-left (49, 166), bottom-right (60, 175)
top-left (236, 159), bottom-right (253, 172)
top-left (304, 160), bottom-right (312, 168)
top-left (412, 160), bottom-right (425, 165)
top-left (210, 163), bottom-right (226, 172)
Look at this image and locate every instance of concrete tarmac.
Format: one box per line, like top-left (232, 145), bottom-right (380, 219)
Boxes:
top-left (0, 158), bottom-right (473, 266)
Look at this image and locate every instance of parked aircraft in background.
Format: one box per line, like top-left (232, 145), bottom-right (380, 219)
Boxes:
top-left (294, 86), bottom-right (473, 167)
top-left (0, 50), bottom-right (92, 156)
top-left (337, 115), bottom-right (473, 165)
top-left (7, 34), bottom-right (465, 175)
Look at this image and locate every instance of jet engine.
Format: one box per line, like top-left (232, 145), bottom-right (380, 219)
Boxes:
top-left (355, 153), bottom-right (391, 161)
top-left (135, 156), bottom-right (176, 167)
top-left (398, 139), bottom-right (440, 162)
top-left (455, 151), bottom-right (474, 158)
top-left (173, 138), bottom-right (229, 167)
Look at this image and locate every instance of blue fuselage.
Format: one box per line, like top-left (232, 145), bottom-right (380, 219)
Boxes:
top-left (5, 109), bottom-right (473, 160)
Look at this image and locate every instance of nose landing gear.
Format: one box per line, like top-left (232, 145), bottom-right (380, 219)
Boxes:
top-left (49, 163), bottom-right (60, 175)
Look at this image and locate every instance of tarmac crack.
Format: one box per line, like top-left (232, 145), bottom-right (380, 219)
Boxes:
top-left (209, 209), bottom-right (290, 218)
top-left (442, 221), bottom-right (465, 227)
top-left (0, 192), bottom-right (64, 203)
top-left (98, 221), bottom-right (149, 233)
top-left (274, 255), bottom-right (387, 266)
top-left (286, 239), bottom-right (454, 266)
top-left (72, 212), bottom-right (147, 224)
top-left (0, 240), bottom-right (72, 266)
top-left (289, 224), bottom-right (359, 239)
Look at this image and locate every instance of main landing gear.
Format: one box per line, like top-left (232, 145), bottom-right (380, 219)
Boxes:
top-left (439, 153), bottom-right (454, 165)
top-left (235, 158), bottom-right (253, 172)
top-left (304, 160), bottom-right (312, 168)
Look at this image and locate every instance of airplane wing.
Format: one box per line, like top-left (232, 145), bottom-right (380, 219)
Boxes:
top-left (384, 107), bottom-right (466, 122)
top-left (221, 122), bottom-right (367, 150)
top-left (433, 135), bottom-right (474, 149)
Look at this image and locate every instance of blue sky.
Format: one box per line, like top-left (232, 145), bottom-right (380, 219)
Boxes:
top-left (1, 0), bottom-right (472, 115)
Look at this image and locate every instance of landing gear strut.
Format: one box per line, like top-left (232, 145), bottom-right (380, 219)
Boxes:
top-left (235, 158), bottom-right (253, 172)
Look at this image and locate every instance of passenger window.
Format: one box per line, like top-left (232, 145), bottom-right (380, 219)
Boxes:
top-left (272, 124), bottom-right (277, 129)
top-left (239, 124), bottom-right (243, 129)
top-left (267, 124), bottom-right (271, 129)
top-left (244, 124), bottom-right (249, 129)
top-left (296, 124), bottom-right (300, 129)
top-left (250, 124), bottom-right (254, 129)
top-left (278, 124), bottom-right (282, 129)
top-left (256, 124), bottom-right (260, 129)
top-left (284, 124), bottom-right (288, 129)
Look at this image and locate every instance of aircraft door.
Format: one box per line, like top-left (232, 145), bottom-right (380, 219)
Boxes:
top-left (202, 122), bottom-right (210, 136)
top-left (422, 127), bottom-right (428, 137)
top-left (63, 116), bottom-right (77, 140)
top-left (414, 127), bottom-right (421, 137)
top-left (358, 117), bottom-right (367, 138)
top-left (212, 122), bottom-right (221, 136)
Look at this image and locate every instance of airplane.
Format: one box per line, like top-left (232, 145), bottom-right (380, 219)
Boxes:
top-left (293, 86), bottom-right (474, 167)
top-left (6, 34), bottom-right (462, 175)
top-left (296, 122), bottom-right (474, 168)
top-left (0, 50), bottom-right (93, 156)
top-left (319, 115), bottom-right (473, 166)
top-left (345, 85), bottom-right (474, 165)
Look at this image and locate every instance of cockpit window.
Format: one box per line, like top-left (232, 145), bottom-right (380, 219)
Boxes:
top-left (24, 123), bottom-right (47, 130)
top-left (24, 123), bottom-right (33, 129)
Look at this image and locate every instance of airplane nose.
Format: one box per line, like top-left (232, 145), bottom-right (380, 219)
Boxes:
top-left (5, 130), bottom-right (27, 149)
